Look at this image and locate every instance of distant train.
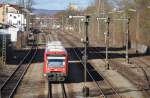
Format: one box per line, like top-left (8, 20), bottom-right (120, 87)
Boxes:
top-left (43, 41), bottom-right (68, 81)
top-left (27, 28), bottom-right (41, 45)
top-left (27, 32), bottom-right (35, 45)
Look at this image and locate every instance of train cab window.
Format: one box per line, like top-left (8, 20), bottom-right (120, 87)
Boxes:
top-left (18, 21), bottom-right (21, 25)
top-left (14, 16), bottom-right (16, 19)
top-left (9, 20), bottom-right (12, 24)
top-left (47, 59), bottom-right (64, 67)
top-left (0, 24), bottom-right (3, 29)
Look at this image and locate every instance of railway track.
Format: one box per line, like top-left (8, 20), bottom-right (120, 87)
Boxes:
top-left (72, 47), bottom-right (122, 98)
top-left (46, 31), bottom-right (67, 98)
top-left (92, 46), bottom-right (150, 97)
top-left (48, 30), bottom-right (59, 42)
top-left (0, 47), bottom-right (37, 98)
top-left (129, 58), bottom-right (150, 97)
top-left (130, 58), bottom-right (150, 81)
top-left (52, 30), bottom-right (149, 97)
top-left (48, 82), bottom-right (67, 98)
top-left (57, 30), bottom-right (121, 98)
top-left (55, 30), bottom-right (122, 97)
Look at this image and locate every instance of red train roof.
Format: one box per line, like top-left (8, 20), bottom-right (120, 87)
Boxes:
top-left (45, 41), bottom-right (67, 54)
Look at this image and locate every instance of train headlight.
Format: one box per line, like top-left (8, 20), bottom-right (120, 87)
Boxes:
top-left (54, 69), bottom-right (58, 71)
top-left (62, 68), bottom-right (64, 71)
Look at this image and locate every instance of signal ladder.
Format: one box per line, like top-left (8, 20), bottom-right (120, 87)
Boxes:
top-left (2, 35), bottom-right (6, 65)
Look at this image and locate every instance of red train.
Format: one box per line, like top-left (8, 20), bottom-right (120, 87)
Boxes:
top-left (43, 41), bottom-right (68, 81)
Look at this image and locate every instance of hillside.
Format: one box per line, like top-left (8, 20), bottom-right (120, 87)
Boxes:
top-left (32, 8), bottom-right (63, 15)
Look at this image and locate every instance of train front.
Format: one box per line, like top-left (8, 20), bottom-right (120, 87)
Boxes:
top-left (43, 42), bottom-right (68, 82)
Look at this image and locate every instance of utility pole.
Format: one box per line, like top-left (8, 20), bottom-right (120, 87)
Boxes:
top-left (20, 0), bottom-right (24, 31)
top-left (26, 11), bottom-right (30, 31)
top-left (18, 0), bottom-right (24, 47)
top-left (2, 1), bottom-right (5, 24)
top-left (62, 16), bottom-right (64, 32)
top-left (26, 0), bottom-right (32, 31)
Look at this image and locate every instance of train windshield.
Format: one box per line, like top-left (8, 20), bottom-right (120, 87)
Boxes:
top-left (47, 59), bottom-right (64, 68)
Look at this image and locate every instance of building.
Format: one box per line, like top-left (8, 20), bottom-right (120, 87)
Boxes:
top-left (0, 4), bottom-right (27, 30)
top-left (7, 12), bottom-right (26, 31)
top-left (0, 3), bottom-right (29, 44)
top-left (0, 4), bottom-right (19, 23)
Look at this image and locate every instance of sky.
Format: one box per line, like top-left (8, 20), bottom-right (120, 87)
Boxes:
top-left (1, 0), bottom-right (118, 10)
top-left (32, 0), bottom-right (93, 10)
top-left (0, 0), bottom-right (93, 10)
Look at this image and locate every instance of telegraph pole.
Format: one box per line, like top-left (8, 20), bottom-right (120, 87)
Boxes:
top-left (62, 16), bottom-right (64, 32)
top-left (18, 0), bottom-right (24, 47)
top-left (2, 2), bottom-right (4, 23)
top-left (26, 0), bottom-right (32, 31)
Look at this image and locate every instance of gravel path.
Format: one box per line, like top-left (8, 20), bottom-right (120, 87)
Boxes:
top-left (14, 63), bottom-right (47, 98)
top-left (90, 59), bottom-right (144, 98)
top-left (0, 65), bottom-right (16, 87)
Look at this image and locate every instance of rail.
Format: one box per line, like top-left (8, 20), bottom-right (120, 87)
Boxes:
top-left (57, 30), bottom-right (121, 97)
top-left (48, 82), bottom-right (67, 98)
top-left (93, 47), bottom-right (150, 97)
top-left (73, 47), bottom-right (121, 98)
top-left (0, 46), bottom-right (37, 98)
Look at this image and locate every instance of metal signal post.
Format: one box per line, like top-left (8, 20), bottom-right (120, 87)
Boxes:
top-left (69, 15), bottom-right (90, 97)
top-left (111, 17), bottom-right (130, 63)
top-left (125, 18), bottom-right (130, 63)
top-left (105, 17), bottom-right (110, 69)
top-left (97, 17), bottom-right (110, 69)
top-left (83, 16), bottom-right (90, 97)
